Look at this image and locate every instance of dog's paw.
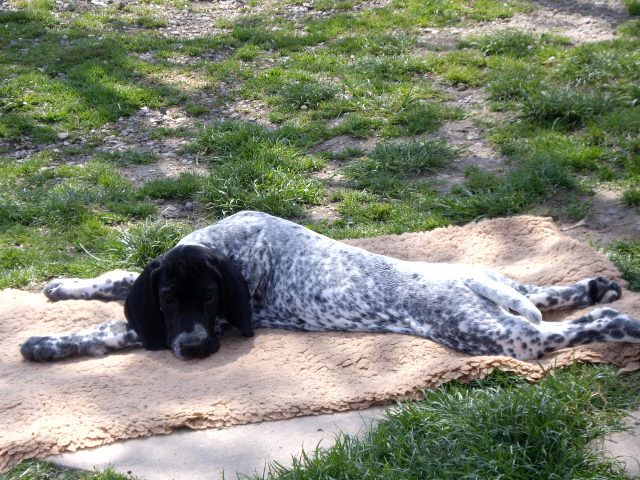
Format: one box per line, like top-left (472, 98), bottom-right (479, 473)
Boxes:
top-left (43, 279), bottom-right (86, 301)
top-left (588, 277), bottom-right (622, 304)
top-left (20, 336), bottom-right (63, 361)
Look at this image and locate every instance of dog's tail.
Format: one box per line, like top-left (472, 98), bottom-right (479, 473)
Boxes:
top-left (465, 277), bottom-right (543, 324)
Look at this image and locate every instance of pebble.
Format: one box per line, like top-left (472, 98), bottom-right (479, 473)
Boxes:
top-left (160, 205), bottom-right (180, 218)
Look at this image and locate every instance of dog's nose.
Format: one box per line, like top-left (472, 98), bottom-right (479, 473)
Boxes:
top-left (176, 337), bottom-right (219, 360)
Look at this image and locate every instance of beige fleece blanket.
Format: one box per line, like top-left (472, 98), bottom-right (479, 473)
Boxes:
top-left (2, 216), bottom-right (640, 473)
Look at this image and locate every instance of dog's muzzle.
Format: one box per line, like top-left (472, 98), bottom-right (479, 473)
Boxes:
top-left (171, 324), bottom-right (218, 360)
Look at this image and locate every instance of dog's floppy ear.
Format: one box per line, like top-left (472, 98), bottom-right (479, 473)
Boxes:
top-left (206, 251), bottom-right (254, 338)
top-left (124, 258), bottom-right (167, 350)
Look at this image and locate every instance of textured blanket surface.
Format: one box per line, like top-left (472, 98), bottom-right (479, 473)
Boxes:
top-left (2, 216), bottom-right (640, 472)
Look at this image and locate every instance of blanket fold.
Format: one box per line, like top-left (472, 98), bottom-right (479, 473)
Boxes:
top-left (1, 216), bottom-right (639, 473)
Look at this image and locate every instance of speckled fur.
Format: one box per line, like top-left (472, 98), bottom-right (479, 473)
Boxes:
top-left (21, 211), bottom-right (640, 362)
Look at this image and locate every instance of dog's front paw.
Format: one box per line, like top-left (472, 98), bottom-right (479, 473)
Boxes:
top-left (588, 277), bottom-right (622, 304)
top-left (43, 279), bottom-right (85, 301)
top-left (20, 336), bottom-right (64, 361)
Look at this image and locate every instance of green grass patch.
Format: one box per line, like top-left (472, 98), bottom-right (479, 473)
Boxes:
top-left (627, 0), bottom-right (640, 15)
top-left (606, 240), bottom-right (640, 291)
top-left (460, 29), bottom-right (570, 57)
top-left (0, 154), bottom-right (158, 286)
top-left (187, 120), bottom-right (326, 217)
top-left (137, 172), bottom-right (207, 200)
top-left (259, 365), bottom-right (639, 479)
top-left (345, 139), bottom-right (454, 197)
top-left (119, 218), bottom-right (189, 269)
top-left (0, 460), bottom-right (134, 480)
top-left (95, 150), bottom-right (159, 165)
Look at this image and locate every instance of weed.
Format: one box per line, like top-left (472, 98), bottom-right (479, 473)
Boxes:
top-left (486, 60), bottom-right (543, 101)
top-left (625, 0), bottom-right (640, 16)
top-left (138, 172), bottom-right (206, 200)
top-left (188, 120), bottom-right (325, 216)
top-left (622, 187), bottom-right (640, 206)
top-left (331, 114), bottom-right (382, 138)
top-left (520, 86), bottom-right (615, 128)
top-left (606, 240), bottom-right (640, 291)
top-left (278, 79), bottom-right (340, 110)
top-left (119, 219), bottom-right (189, 269)
top-left (461, 29), bottom-right (568, 57)
top-left (345, 140), bottom-right (453, 185)
top-left (185, 102), bottom-right (208, 116)
top-left (564, 194), bottom-right (592, 220)
top-left (95, 150), bottom-right (159, 165)
top-left (391, 102), bottom-right (463, 135)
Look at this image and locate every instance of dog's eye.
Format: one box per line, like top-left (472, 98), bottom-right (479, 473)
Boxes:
top-left (164, 295), bottom-right (177, 304)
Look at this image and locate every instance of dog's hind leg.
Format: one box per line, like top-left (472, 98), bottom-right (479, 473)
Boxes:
top-left (481, 271), bottom-right (622, 312)
top-left (44, 270), bottom-right (140, 301)
top-left (20, 321), bottom-right (141, 361)
top-left (527, 307), bottom-right (640, 359)
top-left (519, 277), bottom-right (622, 311)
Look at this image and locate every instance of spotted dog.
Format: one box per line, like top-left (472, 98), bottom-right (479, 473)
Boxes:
top-left (21, 211), bottom-right (640, 362)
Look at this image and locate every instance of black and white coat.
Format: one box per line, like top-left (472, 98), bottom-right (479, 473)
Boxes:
top-left (21, 211), bottom-right (640, 362)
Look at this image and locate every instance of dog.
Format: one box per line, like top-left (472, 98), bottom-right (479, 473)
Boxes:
top-left (20, 211), bottom-right (640, 362)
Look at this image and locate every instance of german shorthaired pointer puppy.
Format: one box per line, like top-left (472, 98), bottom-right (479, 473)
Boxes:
top-left (21, 211), bottom-right (640, 361)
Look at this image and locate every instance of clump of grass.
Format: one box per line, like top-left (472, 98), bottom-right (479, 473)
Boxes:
top-left (278, 79), bottom-right (340, 110)
top-left (444, 154), bottom-right (575, 220)
top-left (344, 140), bottom-right (453, 197)
top-left (187, 120), bottom-right (325, 217)
top-left (259, 365), bottom-right (639, 479)
top-left (442, 64), bottom-right (485, 86)
top-left (560, 42), bottom-right (640, 85)
top-left (391, 102), bottom-right (464, 135)
top-left (347, 139), bottom-right (453, 178)
top-left (95, 150), bottom-right (159, 165)
top-left (461, 29), bottom-right (568, 57)
top-left (520, 86), bottom-right (615, 128)
top-left (625, 0), bottom-right (640, 16)
top-left (331, 114), bottom-right (383, 138)
top-left (119, 219), bottom-right (189, 269)
top-left (0, 157), bottom-right (154, 227)
top-left (138, 172), bottom-right (206, 200)
top-left (185, 102), bottom-right (208, 116)
top-left (606, 240), bottom-right (640, 291)
top-left (486, 60), bottom-right (543, 102)
top-left (135, 15), bottom-right (168, 29)
top-left (1, 459), bottom-right (134, 480)
top-left (328, 33), bottom-right (415, 56)
top-left (622, 187), bottom-right (640, 206)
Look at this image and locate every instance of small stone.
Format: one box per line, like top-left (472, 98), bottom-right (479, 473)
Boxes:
top-left (160, 205), bottom-right (180, 218)
top-left (58, 132), bottom-right (70, 140)
top-left (185, 202), bottom-right (195, 211)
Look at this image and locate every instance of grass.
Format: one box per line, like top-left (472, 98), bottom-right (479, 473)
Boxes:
top-left (1, 0), bottom-right (640, 478)
top-left (257, 365), bottom-right (640, 480)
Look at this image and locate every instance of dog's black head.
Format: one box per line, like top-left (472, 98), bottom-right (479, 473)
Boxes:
top-left (124, 245), bottom-right (253, 360)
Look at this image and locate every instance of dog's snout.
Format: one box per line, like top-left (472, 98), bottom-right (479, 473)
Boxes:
top-left (171, 324), bottom-right (218, 360)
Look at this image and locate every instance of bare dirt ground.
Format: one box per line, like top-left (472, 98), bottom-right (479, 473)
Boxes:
top-left (7, 0), bottom-right (640, 244)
